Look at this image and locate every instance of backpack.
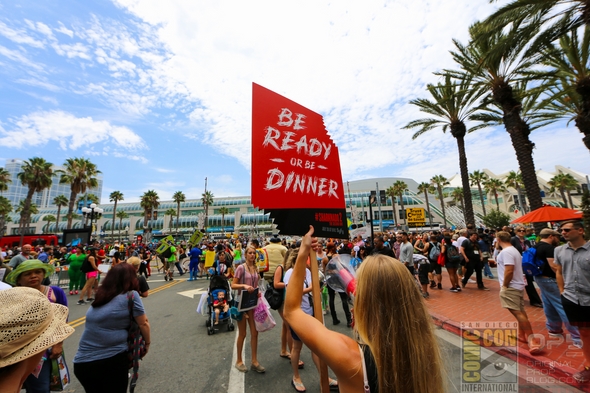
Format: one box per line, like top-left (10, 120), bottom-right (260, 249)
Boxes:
top-left (521, 246), bottom-right (543, 276)
top-left (446, 245), bottom-right (461, 263)
top-left (428, 242), bottom-right (440, 261)
top-left (80, 255), bottom-right (92, 273)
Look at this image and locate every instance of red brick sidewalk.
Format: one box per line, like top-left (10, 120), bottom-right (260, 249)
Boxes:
top-left (425, 271), bottom-right (589, 392)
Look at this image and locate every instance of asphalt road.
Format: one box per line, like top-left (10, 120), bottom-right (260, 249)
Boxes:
top-left (54, 271), bottom-right (586, 393)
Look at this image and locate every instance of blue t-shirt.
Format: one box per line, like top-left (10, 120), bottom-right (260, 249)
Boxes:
top-left (73, 291), bottom-right (145, 363)
top-left (189, 247), bottom-right (202, 263)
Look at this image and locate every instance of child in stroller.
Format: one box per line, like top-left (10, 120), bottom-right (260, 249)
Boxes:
top-left (213, 291), bottom-right (229, 325)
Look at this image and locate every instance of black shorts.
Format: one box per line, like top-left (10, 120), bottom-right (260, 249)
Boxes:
top-left (561, 295), bottom-right (590, 328)
top-left (430, 261), bottom-right (442, 275)
top-left (418, 264), bottom-right (430, 285)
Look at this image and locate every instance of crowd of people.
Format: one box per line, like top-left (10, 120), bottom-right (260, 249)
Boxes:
top-left (1, 218), bottom-right (589, 391)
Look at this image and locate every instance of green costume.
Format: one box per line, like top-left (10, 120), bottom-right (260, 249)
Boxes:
top-left (67, 253), bottom-right (86, 291)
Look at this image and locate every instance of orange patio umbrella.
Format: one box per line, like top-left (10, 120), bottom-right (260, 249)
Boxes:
top-left (511, 205), bottom-right (582, 224)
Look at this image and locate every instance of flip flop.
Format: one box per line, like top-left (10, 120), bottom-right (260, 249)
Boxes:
top-left (291, 379), bottom-right (306, 392)
top-left (280, 353), bottom-right (291, 359)
top-left (329, 379), bottom-right (339, 391)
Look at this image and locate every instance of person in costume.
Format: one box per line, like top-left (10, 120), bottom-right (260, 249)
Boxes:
top-left (66, 245), bottom-right (86, 295)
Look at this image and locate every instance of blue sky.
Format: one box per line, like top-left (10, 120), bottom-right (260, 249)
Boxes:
top-left (1, 1), bottom-right (589, 204)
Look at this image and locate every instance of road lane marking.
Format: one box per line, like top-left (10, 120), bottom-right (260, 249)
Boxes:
top-left (227, 330), bottom-right (244, 393)
top-left (177, 288), bottom-right (207, 299)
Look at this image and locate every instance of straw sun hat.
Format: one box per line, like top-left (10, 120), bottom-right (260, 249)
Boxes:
top-left (0, 287), bottom-right (74, 368)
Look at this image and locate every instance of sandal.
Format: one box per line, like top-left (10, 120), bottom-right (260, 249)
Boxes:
top-left (329, 379), bottom-right (339, 391)
top-left (280, 353), bottom-right (291, 359)
top-left (291, 379), bottom-right (306, 392)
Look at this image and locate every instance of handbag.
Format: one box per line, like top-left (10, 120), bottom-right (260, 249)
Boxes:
top-left (264, 266), bottom-right (284, 310)
top-left (49, 352), bottom-right (70, 391)
top-left (254, 296), bottom-right (276, 332)
top-left (437, 252), bottom-right (446, 266)
top-left (127, 292), bottom-right (147, 392)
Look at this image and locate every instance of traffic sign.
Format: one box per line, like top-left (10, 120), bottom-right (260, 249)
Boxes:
top-left (406, 208), bottom-right (426, 227)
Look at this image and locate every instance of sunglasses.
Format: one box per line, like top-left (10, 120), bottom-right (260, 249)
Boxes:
top-left (517, 230), bottom-right (525, 232)
top-left (561, 228), bottom-right (572, 233)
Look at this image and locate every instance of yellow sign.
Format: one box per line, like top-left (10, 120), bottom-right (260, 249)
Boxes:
top-left (189, 230), bottom-right (205, 247)
top-left (406, 208), bottom-right (426, 227)
top-left (155, 235), bottom-right (175, 254)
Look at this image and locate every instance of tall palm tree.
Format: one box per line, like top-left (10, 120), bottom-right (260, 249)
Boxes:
top-left (505, 171), bottom-right (527, 213)
top-left (548, 173), bottom-right (579, 208)
top-left (53, 195), bottom-right (68, 231)
top-left (431, 175), bottom-right (450, 227)
top-left (469, 170), bottom-right (489, 216)
top-left (417, 182), bottom-right (435, 227)
top-left (43, 215), bottom-right (56, 233)
top-left (172, 191), bottom-right (186, 235)
top-left (17, 157), bottom-right (53, 245)
top-left (219, 206), bottom-right (230, 234)
top-left (58, 158), bottom-right (101, 229)
top-left (385, 186), bottom-right (398, 227)
top-left (392, 181), bottom-right (408, 226)
top-left (77, 193), bottom-right (100, 206)
top-left (0, 168), bottom-right (11, 193)
top-left (109, 191), bottom-right (124, 241)
top-left (405, 74), bottom-right (487, 227)
top-left (201, 190), bottom-right (214, 233)
top-left (483, 178), bottom-right (507, 212)
top-left (0, 196), bottom-right (12, 239)
top-left (165, 208), bottom-right (177, 230)
top-left (451, 188), bottom-right (465, 210)
top-left (16, 201), bottom-right (39, 238)
top-left (116, 210), bottom-right (129, 243)
top-left (140, 190), bottom-right (160, 228)
top-left (447, 23), bottom-right (545, 228)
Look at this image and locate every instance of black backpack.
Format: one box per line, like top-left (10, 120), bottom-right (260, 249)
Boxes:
top-left (80, 255), bottom-right (93, 273)
top-left (264, 266), bottom-right (284, 310)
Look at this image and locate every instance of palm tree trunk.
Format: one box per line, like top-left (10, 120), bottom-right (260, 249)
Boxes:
top-left (144, 210), bottom-right (148, 228)
top-left (575, 76), bottom-right (590, 152)
top-left (66, 192), bottom-right (77, 229)
top-left (456, 136), bottom-right (475, 226)
top-left (56, 206), bottom-right (62, 232)
top-left (221, 213), bottom-right (225, 234)
top-left (119, 218), bottom-right (123, 243)
top-left (19, 189), bottom-right (35, 247)
top-left (176, 203), bottom-right (180, 235)
top-left (494, 193), bottom-right (500, 211)
top-left (560, 188), bottom-right (569, 208)
top-left (398, 193), bottom-right (406, 225)
top-left (112, 200), bottom-right (118, 242)
top-left (477, 182), bottom-right (487, 216)
top-left (438, 187), bottom-right (448, 227)
top-left (424, 192), bottom-right (433, 227)
top-left (391, 197), bottom-right (397, 228)
top-left (567, 190), bottom-right (575, 209)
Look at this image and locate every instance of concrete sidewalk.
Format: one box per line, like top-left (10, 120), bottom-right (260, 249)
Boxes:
top-left (424, 270), bottom-right (589, 392)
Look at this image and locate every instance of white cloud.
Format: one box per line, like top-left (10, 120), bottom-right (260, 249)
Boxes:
top-left (0, 21), bottom-right (44, 48)
top-left (0, 45), bottom-right (43, 71)
top-left (0, 110), bottom-right (147, 153)
top-left (154, 168), bottom-right (175, 173)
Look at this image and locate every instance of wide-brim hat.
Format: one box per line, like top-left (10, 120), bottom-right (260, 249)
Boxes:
top-left (5, 260), bottom-right (55, 286)
top-left (0, 287), bottom-right (75, 368)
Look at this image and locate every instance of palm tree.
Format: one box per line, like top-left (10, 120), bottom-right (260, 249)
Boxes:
top-left (391, 181), bottom-right (408, 226)
top-left (451, 188), bottom-right (465, 210)
top-left (405, 74), bottom-right (487, 227)
top-left (219, 206), bottom-right (230, 234)
top-left (17, 157), bottom-right (53, 245)
top-left (165, 208), bottom-right (177, 230)
top-left (0, 196), bottom-right (12, 239)
top-left (385, 186), bottom-right (398, 227)
top-left (548, 173), bottom-right (579, 208)
top-left (201, 190), bottom-right (214, 233)
top-left (53, 195), bottom-right (68, 231)
top-left (483, 178), bottom-right (506, 211)
top-left (16, 200), bottom-right (39, 237)
top-left (431, 175), bottom-right (450, 227)
top-left (77, 193), bottom-right (100, 206)
top-left (43, 215), bottom-right (56, 233)
top-left (505, 171), bottom-right (527, 213)
top-left (0, 168), bottom-right (11, 193)
top-left (447, 23), bottom-right (545, 228)
top-left (116, 210), bottom-right (129, 243)
top-left (469, 170), bottom-right (489, 216)
top-left (58, 158), bottom-right (101, 229)
top-left (109, 191), bottom-right (124, 241)
top-left (172, 191), bottom-right (186, 235)
top-left (417, 182), bottom-right (435, 227)
top-left (140, 190), bottom-right (160, 228)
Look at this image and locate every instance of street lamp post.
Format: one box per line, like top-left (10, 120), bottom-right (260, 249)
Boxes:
top-left (81, 203), bottom-right (103, 242)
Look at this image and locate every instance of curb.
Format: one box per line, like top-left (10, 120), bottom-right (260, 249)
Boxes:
top-left (429, 311), bottom-right (587, 391)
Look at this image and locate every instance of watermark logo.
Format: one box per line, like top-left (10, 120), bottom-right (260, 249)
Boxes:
top-left (461, 321), bottom-right (518, 392)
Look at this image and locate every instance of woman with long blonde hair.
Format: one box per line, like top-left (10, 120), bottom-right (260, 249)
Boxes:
top-left (285, 226), bottom-right (445, 393)
top-left (230, 245), bottom-right (265, 373)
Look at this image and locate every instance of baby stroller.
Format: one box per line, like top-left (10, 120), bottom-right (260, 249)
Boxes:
top-left (205, 269), bottom-right (235, 335)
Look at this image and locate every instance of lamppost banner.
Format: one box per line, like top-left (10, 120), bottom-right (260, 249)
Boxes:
top-left (251, 83), bottom-right (348, 238)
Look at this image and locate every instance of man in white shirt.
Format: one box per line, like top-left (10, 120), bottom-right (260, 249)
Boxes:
top-left (496, 231), bottom-right (542, 355)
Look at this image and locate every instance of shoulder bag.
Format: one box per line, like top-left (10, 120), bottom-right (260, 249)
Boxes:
top-left (264, 265), bottom-right (284, 310)
top-left (127, 292), bottom-right (147, 392)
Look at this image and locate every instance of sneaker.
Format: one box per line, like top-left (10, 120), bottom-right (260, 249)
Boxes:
top-left (455, 286), bottom-right (462, 292)
top-left (164, 275), bottom-right (168, 281)
top-left (548, 330), bottom-right (564, 338)
top-left (69, 290), bottom-right (73, 295)
top-left (478, 286), bottom-right (490, 291)
top-left (573, 367), bottom-right (590, 383)
top-left (572, 341), bottom-right (583, 349)
top-left (450, 287), bottom-right (459, 293)
top-left (468, 279), bottom-right (476, 284)
top-left (77, 300), bottom-right (85, 305)
top-left (422, 292), bottom-right (429, 299)
top-left (86, 297), bottom-right (94, 301)
top-left (74, 290), bottom-right (79, 295)
top-left (430, 280), bottom-right (436, 289)
top-left (437, 283), bottom-right (442, 290)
